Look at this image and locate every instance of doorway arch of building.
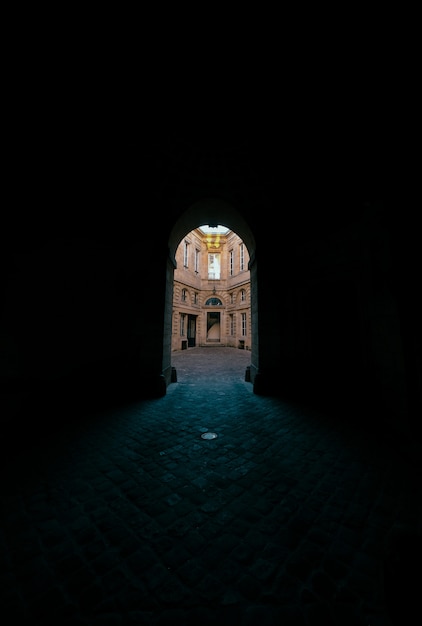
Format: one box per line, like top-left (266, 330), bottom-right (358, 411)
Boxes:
top-left (163, 198), bottom-right (259, 389)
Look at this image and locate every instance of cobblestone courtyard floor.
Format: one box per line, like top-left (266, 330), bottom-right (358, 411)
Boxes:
top-left (1, 347), bottom-right (420, 625)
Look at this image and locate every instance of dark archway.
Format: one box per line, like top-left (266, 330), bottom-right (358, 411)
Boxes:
top-left (163, 198), bottom-right (258, 389)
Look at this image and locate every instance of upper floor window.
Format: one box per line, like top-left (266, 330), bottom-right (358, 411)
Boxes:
top-left (208, 253), bottom-right (221, 280)
top-left (195, 248), bottom-right (200, 273)
top-left (229, 249), bottom-right (234, 276)
top-left (184, 241), bottom-right (189, 267)
top-left (194, 292), bottom-right (198, 304)
top-left (240, 289), bottom-right (246, 302)
top-left (181, 288), bottom-right (187, 302)
top-left (240, 243), bottom-right (245, 271)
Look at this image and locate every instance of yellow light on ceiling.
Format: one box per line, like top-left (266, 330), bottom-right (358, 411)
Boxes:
top-left (206, 234), bottom-right (220, 249)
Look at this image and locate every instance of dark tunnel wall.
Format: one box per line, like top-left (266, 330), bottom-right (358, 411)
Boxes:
top-left (1, 127), bottom-right (420, 444)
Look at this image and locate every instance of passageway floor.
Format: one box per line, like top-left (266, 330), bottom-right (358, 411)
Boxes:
top-left (1, 348), bottom-right (420, 625)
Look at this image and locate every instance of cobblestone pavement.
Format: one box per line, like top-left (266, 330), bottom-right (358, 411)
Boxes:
top-left (1, 347), bottom-right (420, 625)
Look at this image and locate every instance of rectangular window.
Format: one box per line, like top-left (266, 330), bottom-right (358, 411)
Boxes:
top-left (208, 253), bottom-right (221, 279)
top-left (194, 292), bottom-right (198, 304)
top-left (180, 313), bottom-right (186, 336)
top-left (184, 241), bottom-right (189, 267)
top-left (229, 249), bottom-right (233, 276)
top-left (241, 312), bottom-right (247, 336)
top-left (195, 248), bottom-right (200, 273)
top-left (230, 314), bottom-right (234, 335)
top-left (240, 243), bottom-right (244, 271)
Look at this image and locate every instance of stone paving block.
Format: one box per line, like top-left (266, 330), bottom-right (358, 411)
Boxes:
top-left (90, 612), bottom-right (123, 625)
top-left (161, 545), bottom-right (191, 570)
top-left (249, 557), bottom-right (278, 583)
top-left (91, 548), bottom-right (122, 576)
top-left (195, 572), bottom-right (233, 603)
top-left (143, 562), bottom-right (173, 592)
top-left (337, 525), bottom-right (364, 549)
top-left (154, 575), bottom-right (192, 607)
top-left (176, 558), bottom-right (207, 587)
top-left (286, 553), bottom-right (315, 585)
top-left (143, 500), bottom-right (168, 517)
top-left (346, 569), bottom-right (379, 602)
top-left (125, 546), bottom-right (158, 575)
top-left (81, 538), bottom-right (108, 562)
top-left (211, 506), bottom-right (236, 528)
top-left (310, 570), bottom-right (337, 602)
top-left (229, 539), bottom-right (255, 565)
top-left (1, 589), bottom-right (30, 623)
top-left (116, 584), bottom-right (158, 612)
top-left (65, 565), bottom-right (99, 595)
top-left (240, 604), bottom-right (279, 626)
top-left (55, 553), bottom-right (87, 577)
top-left (74, 524), bottom-right (99, 545)
top-left (78, 580), bottom-right (107, 612)
top-left (69, 514), bottom-right (93, 534)
top-left (101, 567), bottom-right (130, 596)
top-left (184, 606), bottom-right (220, 626)
top-left (237, 572), bottom-right (266, 603)
top-left (177, 527), bottom-right (207, 553)
top-left (352, 550), bottom-right (381, 578)
top-left (9, 534), bottom-right (44, 565)
top-left (330, 603), bottom-right (364, 626)
top-left (303, 601), bottom-right (336, 626)
top-left (213, 557), bottom-right (244, 586)
top-left (305, 528), bottom-right (331, 550)
top-left (329, 538), bottom-right (357, 563)
top-left (268, 605), bottom-right (307, 626)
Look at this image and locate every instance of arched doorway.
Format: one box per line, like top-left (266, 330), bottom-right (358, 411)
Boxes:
top-left (163, 198), bottom-right (258, 389)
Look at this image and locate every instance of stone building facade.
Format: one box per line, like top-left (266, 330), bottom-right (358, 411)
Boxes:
top-left (172, 226), bottom-right (251, 351)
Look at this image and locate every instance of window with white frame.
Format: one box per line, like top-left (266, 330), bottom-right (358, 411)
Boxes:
top-left (208, 253), bottom-right (221, 279)
top-left (195, 248), bottom-right (200, 273)
top-left (180, 313), bottom-right (186, 336)
top-left (241, 312), bottom-right (247, 336)
top-left (181, 288), bottom-right (187, 302)
top-left (229, 249), bottom-right (233, 276)
top-left (240, 289), bottom-right (246, 302)
top-left (184, 241), bottom-right (189, 267)
top-left (240, 243), bottom-right (245, 271)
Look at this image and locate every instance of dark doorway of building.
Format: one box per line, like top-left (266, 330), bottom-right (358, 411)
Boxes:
top-left (188, 315), bottom-right (197, 347)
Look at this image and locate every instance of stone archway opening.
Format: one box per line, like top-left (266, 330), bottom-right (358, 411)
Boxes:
top-left (163, 198), bottom-right (258, 390)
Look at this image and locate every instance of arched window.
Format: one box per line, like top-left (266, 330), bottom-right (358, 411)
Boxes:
top-left (205, 297), bottom-right (223, 306)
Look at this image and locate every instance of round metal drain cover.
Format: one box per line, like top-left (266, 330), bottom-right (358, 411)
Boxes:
top-left (201, 432), bottom-right (218, 440)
